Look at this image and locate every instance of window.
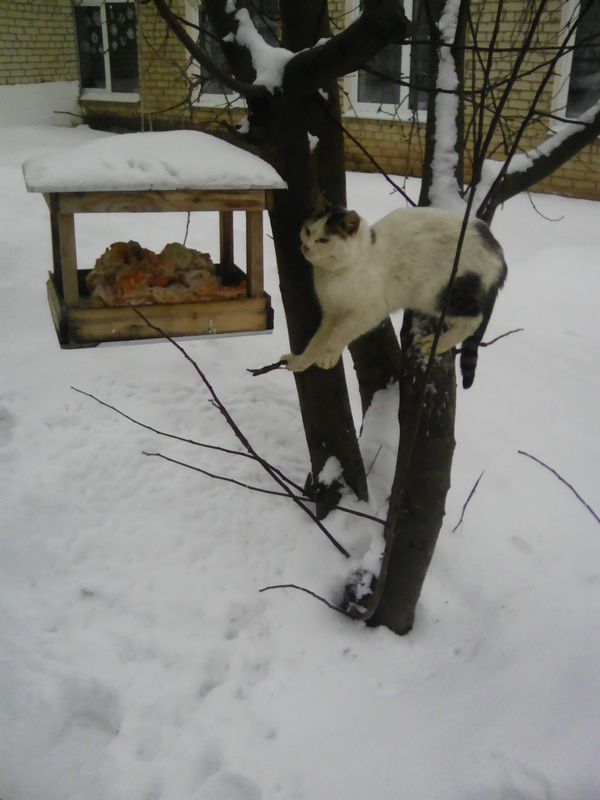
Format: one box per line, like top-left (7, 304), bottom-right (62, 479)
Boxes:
top-left (347, 0), bottom-right (429, 119)
top-left (566, 1), bottom-right (600, 117)
top-left (186, 0), bottom-right (279, 107)
top-left (555, 0), bottom-right (600, 119)
top-left (73, 0), bottom-right (139, 99)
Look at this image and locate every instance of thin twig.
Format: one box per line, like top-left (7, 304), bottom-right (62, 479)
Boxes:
top-left (127, 306), bottom-right (350, 557)
top-left (259, 583), bottom-right (350, 615)
top-left (74, 385), bottom-right (306, 494)
top-left (248, 360), bottom-right (286, 376)
top-left (455, 327), bottom-right (524, 353)
top-left (144, 451), bottom-right (385, 524)
top-left (452, 470), bottom-right (485, 532)
top-left (74, 387), bottom-right (384, 525)
top-left (480, 328), bottom-right (524, 347)
top-left (518, 451), bottom-right (600, 526)
top-left (144, 451), bottom-right (299, 497)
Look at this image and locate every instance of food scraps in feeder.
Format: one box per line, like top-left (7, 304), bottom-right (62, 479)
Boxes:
top-left (85, 241), bottom-right (247, 307)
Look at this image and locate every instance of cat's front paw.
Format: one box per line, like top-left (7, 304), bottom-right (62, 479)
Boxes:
top-left (315, 351), bottom-right (341, 370)
top-left (281, 353), bottom-right (310, 372)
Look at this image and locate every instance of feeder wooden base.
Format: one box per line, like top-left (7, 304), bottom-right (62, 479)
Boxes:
top-left (47, 272), bottom-right (273, 348)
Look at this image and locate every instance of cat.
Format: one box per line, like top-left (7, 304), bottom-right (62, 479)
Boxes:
top-left (281, 205), bottom-right (507, 388)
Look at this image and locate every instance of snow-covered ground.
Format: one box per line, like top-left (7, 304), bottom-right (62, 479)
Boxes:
top-left (1, 89), bottom-right (599, 800)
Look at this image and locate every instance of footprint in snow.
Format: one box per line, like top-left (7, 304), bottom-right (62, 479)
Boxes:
top-left (200, 770), bottom-right (262, 800)
top-left (57, 676), bottom-right (121, 741)
top-left (0, 405), bottom-right (17, 447)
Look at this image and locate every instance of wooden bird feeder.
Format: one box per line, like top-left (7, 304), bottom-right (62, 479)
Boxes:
top-left (22, 130), bottom-right (286, 347)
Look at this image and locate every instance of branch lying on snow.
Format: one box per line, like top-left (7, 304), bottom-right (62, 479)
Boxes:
top-left (259, 584), bottom-right (351, 616)
top-left (143, 451), bottom-right (384, 525)
top-left (121, 306), bottom-right (381, 556)
top-left (74, 386), bottom-right (384, 526)
top-left (452, 470), bottom-right (485, 532)
top-left (518, 451), bottom-right (600, 527)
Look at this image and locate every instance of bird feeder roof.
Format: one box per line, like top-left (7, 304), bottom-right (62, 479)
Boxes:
top-left (23, 129), bottom-right (286, 194)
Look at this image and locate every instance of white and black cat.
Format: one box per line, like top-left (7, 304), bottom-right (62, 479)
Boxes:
top-left (281, 205), bottom-right (507, 388)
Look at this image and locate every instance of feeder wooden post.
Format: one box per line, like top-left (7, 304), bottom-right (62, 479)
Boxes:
top-left (219, 210), bottom-right (234, 283)
top-left (49, 194), bottom-right (79, 306)
top-left (246, 209), bottom-right (263, 297)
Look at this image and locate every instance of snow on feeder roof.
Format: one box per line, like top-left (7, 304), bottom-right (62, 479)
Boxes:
top-left (23, 130), bottom-right (285, 348)
top-left (22, 129), bottom-right (286, 194)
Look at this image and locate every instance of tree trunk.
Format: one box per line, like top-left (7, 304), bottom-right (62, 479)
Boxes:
top-left (348, 320), bottom-right (403, 416)
top-left (368, 317), bottom-right (456, 634)
top-left (268, 93), bottom-right (368, 516)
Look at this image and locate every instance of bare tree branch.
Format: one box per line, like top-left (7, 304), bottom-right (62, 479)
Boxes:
top-left (452, 470), bottom-right (485, 532)
top-left (259, 583), bottom-right (349, 614)
top-left (144, 450), bottom-right (385, 525)
top-left (148, 0), bottom-right (269, 99)
top-left (518, 451), bottom-right (600, 527)
top-left (127, 306), bottom-right (351, 556)
top-left (478, 102), bottom-right (600, 218)
top-left (282, 0), bottom-right (410, 99)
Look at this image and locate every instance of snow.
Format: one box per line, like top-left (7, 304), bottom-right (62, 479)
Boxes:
top-left (233, 8), bottom-right (294, 92)
top-left (2, 89), bottom-right (600, 800)
top-left (0, 81), bottom-right (80, 128)
top-left (22, 129), bottom-right (286, 193)
top-left (428, 0), bottom-right (465, 210)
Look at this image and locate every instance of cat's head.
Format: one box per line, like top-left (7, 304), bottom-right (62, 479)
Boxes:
top-left (300, 207), bottom-right (364, 269)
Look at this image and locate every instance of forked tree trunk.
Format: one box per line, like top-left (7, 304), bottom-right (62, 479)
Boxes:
top-left (365, 0), bottom-right (460, 632)
top-left (368, 317), bottom-right (456, 633)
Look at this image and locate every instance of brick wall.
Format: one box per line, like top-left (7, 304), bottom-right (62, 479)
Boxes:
top-left (0, 0), bottom-right (77, 85)
top-left (3, 0), bottom-right (598, 200)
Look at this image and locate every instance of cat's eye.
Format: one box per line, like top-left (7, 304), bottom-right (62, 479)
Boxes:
top-left (304, 227), bottom-right (310, 235)
top-left (316, 237), bottom-right (329, 244)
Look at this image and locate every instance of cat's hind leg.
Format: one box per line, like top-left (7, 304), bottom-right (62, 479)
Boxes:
top-left (420, 270), bottom-right (487, 355)
top-left (419, 314), bottom-right (482, 355)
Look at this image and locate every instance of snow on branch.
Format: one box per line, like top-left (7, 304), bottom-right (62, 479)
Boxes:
top-left (428, 0), bottom-right (464, 210)
top-left (231, 8), bottom-right (294, 92)
top-left (476, 98), bottom-right (600, 217)
top-left (149, 0), bottom-right (268, 99)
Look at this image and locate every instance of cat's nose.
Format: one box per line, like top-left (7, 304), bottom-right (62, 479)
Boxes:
top-left (301, 244), bottom-right (309, 255)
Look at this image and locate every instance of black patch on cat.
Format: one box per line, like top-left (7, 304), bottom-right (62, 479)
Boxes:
top-left (308, 204), bottom-right (345, 223)
top-left (326, 209), bottom-right (360, 239)
top-left (474, 218), bottom-right (503, 257)
top-left (326, 208), bottom-right (349, 227)
top-left (370, 228), bottom-right (377, 245)
top-left (435, 271), bottom-right (486, 317)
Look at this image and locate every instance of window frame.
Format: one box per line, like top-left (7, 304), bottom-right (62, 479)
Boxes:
top-left (185, 0), bottom-right (280, 109)
top-left (553, 0), bottom-right (600, 121)
top-left (73, 0), bottom-right (140, 103)
top-left (184, 0), bottom-right (243, 108)
top-left (344, 0), bottom-right (426, 122)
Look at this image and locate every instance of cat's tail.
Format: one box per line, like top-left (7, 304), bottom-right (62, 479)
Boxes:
top-left (460, 260), bottom-right (507, 389)
top-left (459, 317), bottom-right (488, 389)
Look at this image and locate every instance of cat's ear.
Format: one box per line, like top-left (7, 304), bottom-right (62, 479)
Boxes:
top-left (312, 193), bottom-right (330, 219)
top-left (340, 210), bottom-right (361, 237)
top-left (326, 208), bottom-right (360, 238)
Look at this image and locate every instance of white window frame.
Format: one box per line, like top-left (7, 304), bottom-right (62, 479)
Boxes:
top-left (185, 0), bottom-right (246, 109)
top-left (553, 0), bottom-right (600, 121)
top-left (344, 0), bottom-right (425, 122)
top-left (74, 0), bottom-right (140, 103)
